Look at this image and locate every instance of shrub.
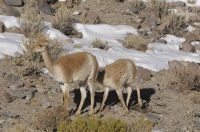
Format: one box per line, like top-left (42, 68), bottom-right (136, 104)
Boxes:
top-left (6, 124), bottom-right (28, 132)
top-left (123, 34), bottom-right (147, 51)
top-left (127, 116), bottom-right (153, 132)
top-left (148, 0), bottom-right (170, 18)
top-left (91, 38), bottom-right (109, 50)
top-left (187, 0), bottom-right (197, 4)
top-left (52, 5), bottom-right (75, 36)
top-left (162, 14), bottom-right (188, 36)
top-left (130, 0), bottom-right (146, 13)
top-left (32, 107), bottom-right (69, 131)
top-left (57, 116), bottom-right (127, 132)
top-left (20, 1), bottom-right (44, 38)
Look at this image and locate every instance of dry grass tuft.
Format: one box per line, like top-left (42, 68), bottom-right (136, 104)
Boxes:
top-left (53, 5), bottom-right (75, 36)
top-left (162, 14), bottom-right (188, 36)
top-left (127, 116), bottom-right (153, 132)
top-left (20, 1), bottom-right (44, 38)
top-left (32, 106), bottom-right (69, 131)
top-left (148, 0), bottom-right (170, 18)
top-left (6, 124), bottom-right (28, 132)
top-left (57, 116), bottom-right (127, 132)
top-left (190, 92), bottom-right (200, 104)
top-left (187, 0), bottom-right (197, 4)
top-left (91, 38), bottom-right (109, 50)
top-left (123, 34), bottom-right (147, 51)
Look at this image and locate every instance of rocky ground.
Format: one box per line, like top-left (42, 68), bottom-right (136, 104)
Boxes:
top-left (0, 0), bottom-right (200, 132)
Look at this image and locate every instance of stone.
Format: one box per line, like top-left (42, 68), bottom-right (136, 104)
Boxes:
top-left (5, 26), bottom-right (22, 34)
top-left (4, 0), bottom-right (24, 7)
top-left (0, 89), bottom-right (13, 103)
top-left (172, 1), bottom-right (186, 8)
top-left (0, 4), bottom-right (20, 17)
top-left (38, 2), bottom-right (55, 16)
top-left (82, 9), bottom-right (101, 24)
top-left (139, 7), bottom-right (160, 29)
top-left (181, 41), bottom-right (195, 52)
top-left (0, 22), bottom-right (5, 33)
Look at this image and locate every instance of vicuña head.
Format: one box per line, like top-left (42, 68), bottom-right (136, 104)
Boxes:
top-left (32, 36), bottom-right (99, 115)
top-left (97, 59), bottom-right (143, 113)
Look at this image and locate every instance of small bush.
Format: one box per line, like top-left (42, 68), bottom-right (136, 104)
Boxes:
top-left (53, 5), bottom-right (75, 36)
top-left (162, 14), bottom-right (188, 36)
top-left (57, 116), bottom-right (127, 132)
top-left (20, 1), bottom-right (44, 38)
top-left (32, 107), bottom-right (69, 131)
top-left (128, 116), bottom-right (153, 132)
top-left (148, 0), bottom-right (170, 18)
top-left (91, 38), bottom-right (109, 50)
top-left (6, 124), bottom-right (28, 132)
top-left (187, 0), bottom-right (197, 4)
top-left (123, 34), bottom-right (147, 51)
top-left (130, 0), bottom-right (146, 13)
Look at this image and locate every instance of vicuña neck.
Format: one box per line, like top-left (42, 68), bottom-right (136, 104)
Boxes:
top-left (41, 49), bottom-right (54, 74)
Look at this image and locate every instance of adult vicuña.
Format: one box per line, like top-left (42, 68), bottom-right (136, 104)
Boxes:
top-left (97, 59), bottom-right (142, 112)
top-left (32, 37), bottom-right (99, 115)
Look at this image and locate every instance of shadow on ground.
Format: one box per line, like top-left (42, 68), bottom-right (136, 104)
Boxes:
top-left (72, 87), bottom-right (156, 113)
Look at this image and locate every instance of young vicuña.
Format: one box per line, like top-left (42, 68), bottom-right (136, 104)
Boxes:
top-left (32, 37), bottom-right (99, 115)
top-left (97, 59), bottom-right (142, 112)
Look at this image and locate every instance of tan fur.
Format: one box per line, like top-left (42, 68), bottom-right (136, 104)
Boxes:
top-left (32, 42), bottom-right (99, 115)
top-left (98, 59), bottom-right (142, 112)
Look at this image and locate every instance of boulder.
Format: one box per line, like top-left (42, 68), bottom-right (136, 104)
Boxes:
top-left (4, 0), bottom-right (24, 7)
top-left (0, 89), bottom-right (13, 103)
top-left (38, 2), bottom-right (55, 15)
top-left (0, 22), bottom-right (5, 33)
top-left (0, 4), bottom-right (20, 17)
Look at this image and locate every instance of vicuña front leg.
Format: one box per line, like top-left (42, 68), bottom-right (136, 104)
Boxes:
top-left (60, 84), bottom-right (70, 110)
top-left (100, 87), bottom-right (109, 112)
top-left (75, 87), bottom-right (87, 115)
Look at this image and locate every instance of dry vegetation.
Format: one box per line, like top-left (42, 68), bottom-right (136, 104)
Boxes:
top-left (162, 14), bottom-right (188, 36)
top-left (91, 38), bottom-right (109, 50)
top-left (53, 5), bottom-right (75, 36)
top-left (20, 1), bottom-right (44, 38)
top-left (32, 107), bottom-right (69, 131)
top-left (123, 34), bottom-right (147, 51)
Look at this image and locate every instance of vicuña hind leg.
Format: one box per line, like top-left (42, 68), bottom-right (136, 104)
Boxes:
top-left (75, 87), bottom-right (87, 115)
top-left (88, 80), bottom-right (95, 115)
top-left (126, 87), bottom-right (132, 107)
top-left (116, 89), bottom-right (129, 112)
top-left (100, 87), bottom-right (109, 112)
top-left (136, 85), bottom-right (142, 107)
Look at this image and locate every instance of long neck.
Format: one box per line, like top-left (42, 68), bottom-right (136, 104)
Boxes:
top-left (41, 49), bottom-right (54, 74)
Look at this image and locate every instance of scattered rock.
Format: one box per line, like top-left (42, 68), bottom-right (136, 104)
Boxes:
top-left (146, 112), bottom-right (161, 124)
top-left (4, 0), bottom-right (24, 7)
top-left (82, 9), bottom-right (101, 24)
top-left (139, 7), bottom-right (160, 29)
top-left (137, 67), bottom-right (153, 82)
top-left (194, 120), bottom-right (200, 130)
top-left (0, 22), bottom-right (5, 33)
top-left (0, 89), bottom-right (13, 103)
top-left (181, 32), bottom-right (200, 52)
top-left (5, 26), bottom-right (22, 34)
top-left (181, 41), bottom-right (195, 52)
top-left (171, 1), bottom-right (186, 8)
top-left (1, 111), bottom-right (20, 119)
top-left (38, 2), bottom-right (55, 16)
top-left (193, 43), bottom-right (200, 52)
top-left (6, 73), bottom-right (20, 84)
top-left (0, 4), bottom-right (20, 17)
